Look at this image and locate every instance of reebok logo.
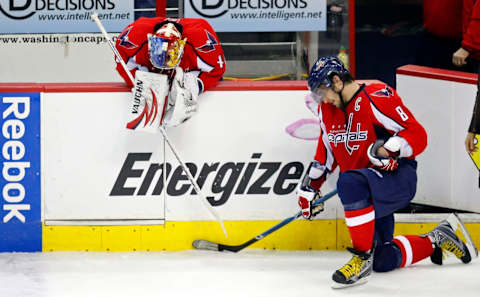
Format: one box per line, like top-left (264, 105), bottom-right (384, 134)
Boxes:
top-left (2, 96), bottom-right (31, 223)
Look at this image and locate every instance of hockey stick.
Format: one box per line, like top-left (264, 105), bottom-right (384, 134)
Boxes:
top-left (91, 13), bottom-right (228, 238)
top-left (192, 188), bottom-right (338, 252)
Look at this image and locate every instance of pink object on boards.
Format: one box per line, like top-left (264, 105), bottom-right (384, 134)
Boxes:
top-left (285, 118), bottom-right (320, 141)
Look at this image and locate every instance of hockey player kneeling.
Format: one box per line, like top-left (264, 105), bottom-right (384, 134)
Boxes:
top-left (299, 56), bottom-right (478, 289)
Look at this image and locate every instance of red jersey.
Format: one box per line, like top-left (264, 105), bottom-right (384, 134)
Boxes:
top-left (313, 84), bottom-right (427, 173)
top-left (462, 0), bottom-right (480, 61)
top-left (115, 17), bottom-right (226, 90)
top-left (423, 0), bottom-right (463, 40)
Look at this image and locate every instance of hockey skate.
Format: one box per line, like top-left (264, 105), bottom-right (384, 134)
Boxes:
top-left (426, 213), bottom-right (478, 265)
top-left (331, 247), bottom-right (373, 289)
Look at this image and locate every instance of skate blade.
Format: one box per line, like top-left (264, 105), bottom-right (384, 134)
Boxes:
top-left (192, 240), bottom-right (220, 251)
top-left (331, 277), bottom-right (369, 289)
top-left (446, 213), bottom-right (479, 260)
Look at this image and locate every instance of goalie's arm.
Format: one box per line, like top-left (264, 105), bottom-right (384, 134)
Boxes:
top-left (114, 48), bottom-right (150, 87)
top-left (185, 19), bottom-right (226, 92)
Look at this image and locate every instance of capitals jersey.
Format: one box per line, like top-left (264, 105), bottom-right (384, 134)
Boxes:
top-left (115, 17), bottom-right (226, 90)
top-left (313, 83), bottom-right (427, 175)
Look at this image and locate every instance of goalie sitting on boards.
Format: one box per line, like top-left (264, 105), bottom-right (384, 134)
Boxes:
top-left (114, 17), bottom-right (226, 128)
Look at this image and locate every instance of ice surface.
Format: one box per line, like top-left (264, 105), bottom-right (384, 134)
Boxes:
top-left (0, 250), bottom-right (478, 297)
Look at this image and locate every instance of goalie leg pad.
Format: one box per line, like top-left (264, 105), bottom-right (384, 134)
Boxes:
top-left (126, 71), bottom-right (170, 133)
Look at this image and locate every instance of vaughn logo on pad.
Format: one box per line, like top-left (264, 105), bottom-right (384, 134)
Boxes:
top-left (126, 71), bottom-right (169, 133)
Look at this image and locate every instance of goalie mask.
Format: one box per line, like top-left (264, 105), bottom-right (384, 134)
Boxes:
top-left (148, 22), bottom-right (186, 69)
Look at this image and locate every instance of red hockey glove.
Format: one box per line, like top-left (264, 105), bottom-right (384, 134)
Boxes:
top-left (297, 185), bottom-right (324, 220)
top-left (367, 139), bottom-right (399, 171)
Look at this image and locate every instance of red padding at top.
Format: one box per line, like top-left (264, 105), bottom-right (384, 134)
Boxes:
top-left (0, 81), bottom-right (310, 93)
top-left (43, 82), bottom-right (131, 92)
top-left (0, 83), bottom-right (44, 92)
top-left (211, 80), bottom-right (308, 91)
top-left (397, 65), bottom-right (478, 85)
top-left (0, 79), bottom-right (389, 93)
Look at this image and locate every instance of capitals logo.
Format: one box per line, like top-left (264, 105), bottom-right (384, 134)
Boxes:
top-left (196, 30), bottom-right (218, 53)
top-left (371, 86), bottom-right (394, 98)
top-left (118, 27), bottom-right (138, 49)
top-left (328, 113), bottom-right (368, 155)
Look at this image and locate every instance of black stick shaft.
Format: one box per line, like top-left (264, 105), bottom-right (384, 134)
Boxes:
top-left (217, 188), bottom-right (338, 252)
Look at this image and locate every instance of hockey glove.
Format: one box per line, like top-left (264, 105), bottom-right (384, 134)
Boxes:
top-left (367, 139), bottom-right (399, 171)
top-left (298, 185), bottom-right (324, 220)
top-left (164, 68), bottom-right (200, 127)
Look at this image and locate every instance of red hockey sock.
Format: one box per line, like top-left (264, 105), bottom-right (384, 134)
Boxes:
top-left (393, 235), bottom-right (434, 267)
top-left (344, 205), bottom-right (375, 252)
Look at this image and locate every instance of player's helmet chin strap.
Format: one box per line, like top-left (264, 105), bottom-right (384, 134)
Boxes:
top-left (330, 73), bottom-right (348, 112)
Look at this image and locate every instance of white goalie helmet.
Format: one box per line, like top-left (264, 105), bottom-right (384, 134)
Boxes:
top-left (148, 21), bottom-right (186, 69)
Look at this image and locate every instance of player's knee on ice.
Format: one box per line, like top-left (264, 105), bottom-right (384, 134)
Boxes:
top-left (373, 242), bottom-right (403, 272)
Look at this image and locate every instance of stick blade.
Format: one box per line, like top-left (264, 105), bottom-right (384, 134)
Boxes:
top-left (192, 240), bottom-right (220, 251)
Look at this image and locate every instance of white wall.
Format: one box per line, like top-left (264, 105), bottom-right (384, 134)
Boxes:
top-left (41, 88), bottom-right (339, 223)
top-left (0, 34), bottom-right (122, 83)
top-left (397, 72), bottom-right (480, 212)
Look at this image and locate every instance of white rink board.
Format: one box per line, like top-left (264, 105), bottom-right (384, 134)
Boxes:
top-left (42, 92), bottom-right (166, 220)
top-left (0, 34), bottom-right (121, 83)
top-left (397, 74), bottom-right (480, 212)
top-left (161, 90), bottom-right (338, 221)
top-left (42, 90), bottom-right (339, 222)
top-left (41, 74), bottom-right (480, 224)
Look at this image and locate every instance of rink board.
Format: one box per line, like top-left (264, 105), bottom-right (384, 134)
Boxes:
top-left (42, 218), bottom-right (480, 252)
top-left (397, 65), bottom-right (480, 212)
top-left (1, 77), bottom-right (480, 252)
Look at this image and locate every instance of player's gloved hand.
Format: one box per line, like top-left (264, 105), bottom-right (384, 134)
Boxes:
top-left (367, 139), bottom-right (399, 171)
top-left (174, 67), bottom-right (201, 101)
top-left (297, 185), bottom-right (324, 220)
top-left (165, 68), bottom-right (200, 127)
top-left (183, 71), bottom-right (202, 99)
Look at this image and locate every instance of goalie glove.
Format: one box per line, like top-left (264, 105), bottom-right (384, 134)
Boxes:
top-left (297, 185), bottom-right (324, 220)
top-left (164, 68), bottom-right (201, 127)
top-left (367, 139), bottom-right (400, 171)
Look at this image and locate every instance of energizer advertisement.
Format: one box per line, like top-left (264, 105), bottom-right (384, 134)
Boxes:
top-left (0, 92), bottom-right (41, 252)
top-left (110, 152), bottom-right (305, 206)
